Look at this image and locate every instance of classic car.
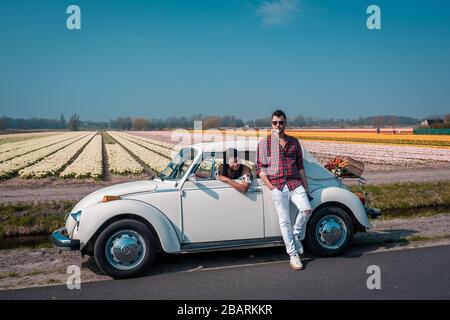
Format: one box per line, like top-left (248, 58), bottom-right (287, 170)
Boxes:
top-left (52, 140), bottom-right (381, 279)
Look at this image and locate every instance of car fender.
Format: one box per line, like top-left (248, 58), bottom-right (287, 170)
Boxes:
top-left (312, 186), bottom-right (372, 229)
top-left (73, 199), bottom-right (181, 253)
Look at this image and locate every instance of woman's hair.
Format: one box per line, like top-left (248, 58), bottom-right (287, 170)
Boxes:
top-left (224, 148), bottom-right (238, 160)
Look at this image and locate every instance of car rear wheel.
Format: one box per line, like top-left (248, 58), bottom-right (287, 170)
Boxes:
top-left (305, 205), bottom-right (354, 257)
top-left (94, 219), bottom-right (156, 279)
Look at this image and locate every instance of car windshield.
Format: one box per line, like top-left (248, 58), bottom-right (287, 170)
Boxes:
top-left (158, 147), bottom-right (198, 180)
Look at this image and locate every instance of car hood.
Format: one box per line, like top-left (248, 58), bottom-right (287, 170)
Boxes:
top-left (72, 180), bottom-right (159, 212)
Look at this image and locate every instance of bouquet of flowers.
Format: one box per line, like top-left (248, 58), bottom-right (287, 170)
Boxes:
top-left (324, 156), bottom-right (364, 178)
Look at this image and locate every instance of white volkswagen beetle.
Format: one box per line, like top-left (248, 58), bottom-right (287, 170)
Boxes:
top-left (52, 140), bottom-right (381, 279)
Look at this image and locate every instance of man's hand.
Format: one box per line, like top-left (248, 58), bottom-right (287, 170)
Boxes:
top-left (259, 173), bottom-right (276, 191)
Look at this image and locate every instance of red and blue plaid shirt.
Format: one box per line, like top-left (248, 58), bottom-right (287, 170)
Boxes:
top-left (256, 134), bottom-right (305, 191)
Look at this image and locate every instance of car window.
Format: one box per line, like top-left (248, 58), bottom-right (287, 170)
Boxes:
top-left (191, 150), bottom-right (257, 181)
top-left (160, 147), bottom-right (198, 180)
top-left (193, 152), bottom-right (216, 180)
top-left (216, 150), bottom-right (257, 179)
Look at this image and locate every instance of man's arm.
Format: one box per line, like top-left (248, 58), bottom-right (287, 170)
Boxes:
top-left (256, 139), bottom-right (275, 190)
top-left (299, 168), bottom-right (310, 195)
top-left (295, 141), bottom-right (310, 195)
top-left (259, 172), bottom-right (275, 191)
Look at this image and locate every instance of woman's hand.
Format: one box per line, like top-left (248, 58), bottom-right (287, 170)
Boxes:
top-left (218, 175), bottom-right (230, 183)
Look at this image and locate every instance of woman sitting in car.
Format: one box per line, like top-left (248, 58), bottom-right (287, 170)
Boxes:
top-left (216, 148), bottom-right (253, 193)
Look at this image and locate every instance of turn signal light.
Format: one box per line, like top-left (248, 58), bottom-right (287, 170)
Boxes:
top-left (102, 195), bottom-right (121, 203)
top-left (354, 192), bottom-right (365, 205)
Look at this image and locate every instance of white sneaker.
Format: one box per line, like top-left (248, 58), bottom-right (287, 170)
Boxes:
top-left (289, 254), bottom-right (304, 270)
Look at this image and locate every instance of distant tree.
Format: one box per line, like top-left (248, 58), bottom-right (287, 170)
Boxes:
top-left (372, 116), bottom-right (385, 128)
top-left (59, 114), bottom-right (66, 129)
top-left (132, 117), bottom-right (151, 130)
top-left (67, 113), bottom-right (81, 131)
top-left (0, 116), bottom-right (7, 130)
top-left (444, 114), bottom-right (450, 123)
top-left (431, 122), bottom-right (444, 129)
top-left (292, 115), bottom-right (306, 127)
top-left (387, 116), bottom-right (398, 129)
top-left (125, 117), bottom-right (132, 130)
top-left (254, 117), bottom-right (271, 128)
top-left (203, 116), bottom-right (221, 129)
top-left (246, 120), bottom-right (255, 128)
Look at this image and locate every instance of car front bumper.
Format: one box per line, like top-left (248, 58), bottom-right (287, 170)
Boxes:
top-left (51, 227), bottom-right (80, 250)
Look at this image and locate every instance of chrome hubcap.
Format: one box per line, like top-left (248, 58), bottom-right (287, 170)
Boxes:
top-left (316, 215), bottom-right (347, 250)
top-left (105, 230), bottom-right (146, 270)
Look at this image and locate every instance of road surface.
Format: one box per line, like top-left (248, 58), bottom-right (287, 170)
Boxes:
top-left (1, 244), bottom-right (449, 300)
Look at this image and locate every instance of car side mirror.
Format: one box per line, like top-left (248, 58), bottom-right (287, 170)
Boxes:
top-left (187, 173), bottom-right (197, 184)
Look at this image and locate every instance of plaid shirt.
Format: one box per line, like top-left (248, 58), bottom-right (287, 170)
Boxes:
top-left (256, 134), bottom-right (305, 191)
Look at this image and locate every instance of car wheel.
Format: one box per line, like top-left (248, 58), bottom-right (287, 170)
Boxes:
top-left (305, 205), bottom-right (354, 257)
top-left (94, 219), bottom-right (156, 279)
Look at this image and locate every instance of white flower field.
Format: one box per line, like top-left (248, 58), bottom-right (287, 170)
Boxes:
top-left (105, 142), bottom-right (143, 175)
top-left (0, 130), bottom-right (449, 180)
top-left (59, 135), bottom-right (103, 179)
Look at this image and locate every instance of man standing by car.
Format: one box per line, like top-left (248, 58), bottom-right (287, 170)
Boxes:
top-left (256, 110), bottom-right (312, 270)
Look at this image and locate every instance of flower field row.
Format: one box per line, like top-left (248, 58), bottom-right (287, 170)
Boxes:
top-left (108, 132), bottom-right (170, 174)
top-left (112, 132), bottom-right (175, 158)
top-left (105, 143), bottom-right (144, 175)
top-left (302, 140), bottom-right (450, 166)
top-left (0, 132), bottom-right (59, 145)
top-left (0, 132), bottom-right (84, 162)
top-left (0, 132), bottom-right (93, 179)
top-left (195, 129), bottom-right (449, 147)
top-left (127, 131), bottom-right (178, 149)
top-left (60, 135), bottom-right (103, 179)
top-left (18, 132), bottom-right (97, 178)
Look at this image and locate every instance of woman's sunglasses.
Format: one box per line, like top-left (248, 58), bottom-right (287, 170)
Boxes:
top-left (272, 121), bottom-right (285, 126)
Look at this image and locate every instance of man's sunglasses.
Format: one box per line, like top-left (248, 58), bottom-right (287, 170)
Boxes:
top-left (272, 121), bottom-right (285, 126)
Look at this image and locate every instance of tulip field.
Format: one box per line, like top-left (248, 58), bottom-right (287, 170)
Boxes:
top-left (0, 130), bottom-right (449, 181)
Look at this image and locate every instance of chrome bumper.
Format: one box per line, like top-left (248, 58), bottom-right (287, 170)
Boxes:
top-left (366, 207), bottom-right (382, 219)
top-left (51, 227), bottom-right (80, 250)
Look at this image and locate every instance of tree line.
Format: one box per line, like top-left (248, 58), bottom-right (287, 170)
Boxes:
top-left (1, 113), bottom-right (443, 131)
top-left (0, 114), bottom-right (83, 131)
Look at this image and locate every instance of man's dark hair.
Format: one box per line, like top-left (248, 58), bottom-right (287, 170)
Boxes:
top-left (272, 109), bottom-right (287, 120)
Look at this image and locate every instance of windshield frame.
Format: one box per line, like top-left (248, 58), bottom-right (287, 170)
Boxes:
top-left (157, 146), bottom-right (202, 184)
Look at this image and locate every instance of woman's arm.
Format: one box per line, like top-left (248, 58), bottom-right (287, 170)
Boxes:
top-left (223, 178), bottom-right (250, 193)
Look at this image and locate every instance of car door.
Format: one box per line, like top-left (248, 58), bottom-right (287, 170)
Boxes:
top-left (180, 154), bottom-right (264, 243)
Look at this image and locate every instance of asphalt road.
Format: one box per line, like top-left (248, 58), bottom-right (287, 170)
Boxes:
top-left (1, 244), bottom-right (449, 300)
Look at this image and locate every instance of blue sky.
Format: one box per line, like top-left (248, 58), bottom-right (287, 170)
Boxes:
top-left (1, 0), bottom-right (449, 121)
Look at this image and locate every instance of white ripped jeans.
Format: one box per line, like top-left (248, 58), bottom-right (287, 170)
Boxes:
top-left (271, 184), bottom-right (312, 257)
